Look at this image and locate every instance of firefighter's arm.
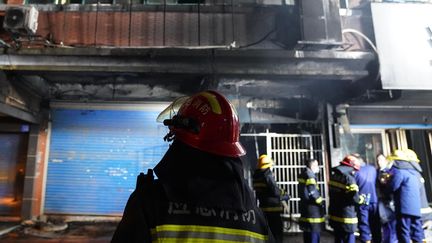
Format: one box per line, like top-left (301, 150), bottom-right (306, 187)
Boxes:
top-left (111, 190), bottom-right (151, 243)
top-left (305, 178), bottom-right (323, 205)
top-left (279, 188), bottom-right (290, 201)
top-left (345, 176), bottom-right (366, 205)
top-left (346, 183), bottom-right (360, 204)
top-left (388, 169), bottom-right (402, 192)
top-left (111, 170), bottom-right (153, 243)
top-left (265, 173), bottom-right (282, 198)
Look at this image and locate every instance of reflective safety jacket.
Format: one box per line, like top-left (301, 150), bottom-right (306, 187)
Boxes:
top-left (112, 141), bottom-right (274, 243)
top-left (328, 165), bottom-right (362, 233)
top-left (298, 168), bottom-right (325, 232)
top-left (253, 168), bottom-right (283, 213)
top-left (112, 181), bottom-right (272, 243)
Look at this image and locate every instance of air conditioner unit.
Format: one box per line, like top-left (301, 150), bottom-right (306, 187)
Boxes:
top-left (3, 6), bottom-right (39, 35)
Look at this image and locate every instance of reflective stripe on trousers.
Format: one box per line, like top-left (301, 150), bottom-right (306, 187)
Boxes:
top-left (299, 217), bottom-right (325, 223)
top-left (261, 206), bottom-right (283, 212)
top-left (151, 224), bottom-right (269, 243)
top-left (329, 215), bottom-right (358, 224)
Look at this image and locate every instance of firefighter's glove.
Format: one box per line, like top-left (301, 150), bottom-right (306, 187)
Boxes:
top-left (280, 194), bottom-right (290, 202)
top-left (315, 197), bottom-right (324, 205)
top-left (359, 193), bottom-right (370, 205)
top-left (280, 190), bottom-right (290, 202)
top-left (136, 169), bottom-right (154, 195)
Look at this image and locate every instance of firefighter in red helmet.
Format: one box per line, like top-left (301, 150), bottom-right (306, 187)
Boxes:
top-left (328, 155), bottom-right (367, 243)
top-left (112, 90), bottom-right (275, 242)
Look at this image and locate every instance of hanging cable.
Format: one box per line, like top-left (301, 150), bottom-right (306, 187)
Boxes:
top-left (239, 28), bottom-right (275, 49)
top-left (342, 28), bottom-right (380, 82)
top-left (197, 0), bottom-right (201, 46)
top-left (342, 28), bottom-right (378, 54)
top-left (62, 4), bottom-right (67, 46)
top-left (163, 0), bottom-right (167, 46)
top-left (94, 0), bottom-right (100, 46)
top-left (231, 0), bottom-right (235, 46)
top-left (128, 0), bottom-right (133, 46)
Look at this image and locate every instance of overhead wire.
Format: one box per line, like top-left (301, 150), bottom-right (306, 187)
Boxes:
top-left (342, 28), bottom-right (381, 82)
top-left (239, 28), bottom-right (276, 49)
top-left (231, 0), bottom-right (235, 46)
top-left (128, 0), bottom-right (133, 46)
top-left (197, 0), bottom-right (201, 46)
top-left (94, 0), bottom-right (100, 46)
top-left (163, 0), bottom-right (167, 45)
top-left (342, 28), bottom-right (378, 53)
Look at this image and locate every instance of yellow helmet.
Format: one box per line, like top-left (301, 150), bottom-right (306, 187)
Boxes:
top-left (387, 149), bottom-right (420, 162)
top-left (403, 149), bottom-right (420, 162)
top-left (258, 154), bottom-right (273, 169)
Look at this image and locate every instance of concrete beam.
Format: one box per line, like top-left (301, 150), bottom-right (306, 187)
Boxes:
top-left (0, 50), bottom-right (375, 81)
top-left (0, 102), bottom-right (39, 124)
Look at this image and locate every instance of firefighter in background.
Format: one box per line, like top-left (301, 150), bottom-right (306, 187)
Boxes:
top-left (387, 149), bottom-right (425, 243)
top-left (298, 158), bottom-right (325, 243)
top-left (253, 154), bottom-right (287, 243)
top-left (328, 155), bottom-right (367, 243)
top-left (354, 154), bottom-right (381, 243)
top-left (403, 149), bottom-right (432, 228)
top-left (376, 154), bottom-right (397, 243)
top-left (112, 90), bottom-right (274, 242)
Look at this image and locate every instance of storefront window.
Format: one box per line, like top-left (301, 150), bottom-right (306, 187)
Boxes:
top-left (340, 130), bottom-right (384, 165)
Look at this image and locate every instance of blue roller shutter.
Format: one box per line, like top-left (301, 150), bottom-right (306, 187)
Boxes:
top-left (45, 108), bottom-right (169, 215)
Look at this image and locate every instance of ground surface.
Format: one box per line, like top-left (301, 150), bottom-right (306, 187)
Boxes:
top-left (0, 221), bottom-right (341, 243)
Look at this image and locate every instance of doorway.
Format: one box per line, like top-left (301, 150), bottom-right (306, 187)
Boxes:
top-left (0, 133), bottom-right (28, 217)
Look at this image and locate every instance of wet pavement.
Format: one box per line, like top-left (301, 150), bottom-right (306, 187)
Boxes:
top-left (0, 221), bottom-right (115, 243)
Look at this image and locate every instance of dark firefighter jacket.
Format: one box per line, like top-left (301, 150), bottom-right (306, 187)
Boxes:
top-left (253, 168), bottom-right (283, 213)
top-left (390, 160), bottom-right (422, 217)
top-left (328, 164), bottom-right (362, 233)
top-left (111, 140), bottom-right (274, 243)
top-left (377, 169), bottom-right (396, 224)
top-left (298, 167), bottom-right (325, 232)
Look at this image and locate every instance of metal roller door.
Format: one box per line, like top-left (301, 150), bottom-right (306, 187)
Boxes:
top-left (45, 108), bottom-right (169, 215)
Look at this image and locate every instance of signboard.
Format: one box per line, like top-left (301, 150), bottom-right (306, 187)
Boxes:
top-left (371, 3), bottom-right (432, 90)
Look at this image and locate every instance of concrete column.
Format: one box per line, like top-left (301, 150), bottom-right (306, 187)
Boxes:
top-left (21, 118), bottom-right (48, 220)
top-left (21, 124), bottom-right (40, 220)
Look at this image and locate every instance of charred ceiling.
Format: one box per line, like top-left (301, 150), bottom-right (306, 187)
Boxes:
top-left (0, 0), bottom-right (381, 124)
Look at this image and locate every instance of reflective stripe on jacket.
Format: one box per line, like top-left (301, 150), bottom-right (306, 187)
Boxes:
top-left (151, 224), bottom-right (269, 243)
top-left (298, 168), bottom-right (325, 232)
top-left (112, 181), bottom-right (273, 243)
top-left (328, 165), bottom-right (361, 233)
top-left (253, 168), bottom-right (282, 211)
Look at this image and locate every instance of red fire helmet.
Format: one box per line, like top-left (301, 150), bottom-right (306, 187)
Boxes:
top-left (158, 90), bottom-right (246, 157)
top-left (340, 155), bottom-right (361, 170)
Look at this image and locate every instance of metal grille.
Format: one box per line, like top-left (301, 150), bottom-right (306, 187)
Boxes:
top-left (266, 133), bottom-right (327, 232)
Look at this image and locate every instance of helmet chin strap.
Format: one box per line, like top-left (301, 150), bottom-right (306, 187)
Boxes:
top-left (163, 131), bottom-right (175, 142)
